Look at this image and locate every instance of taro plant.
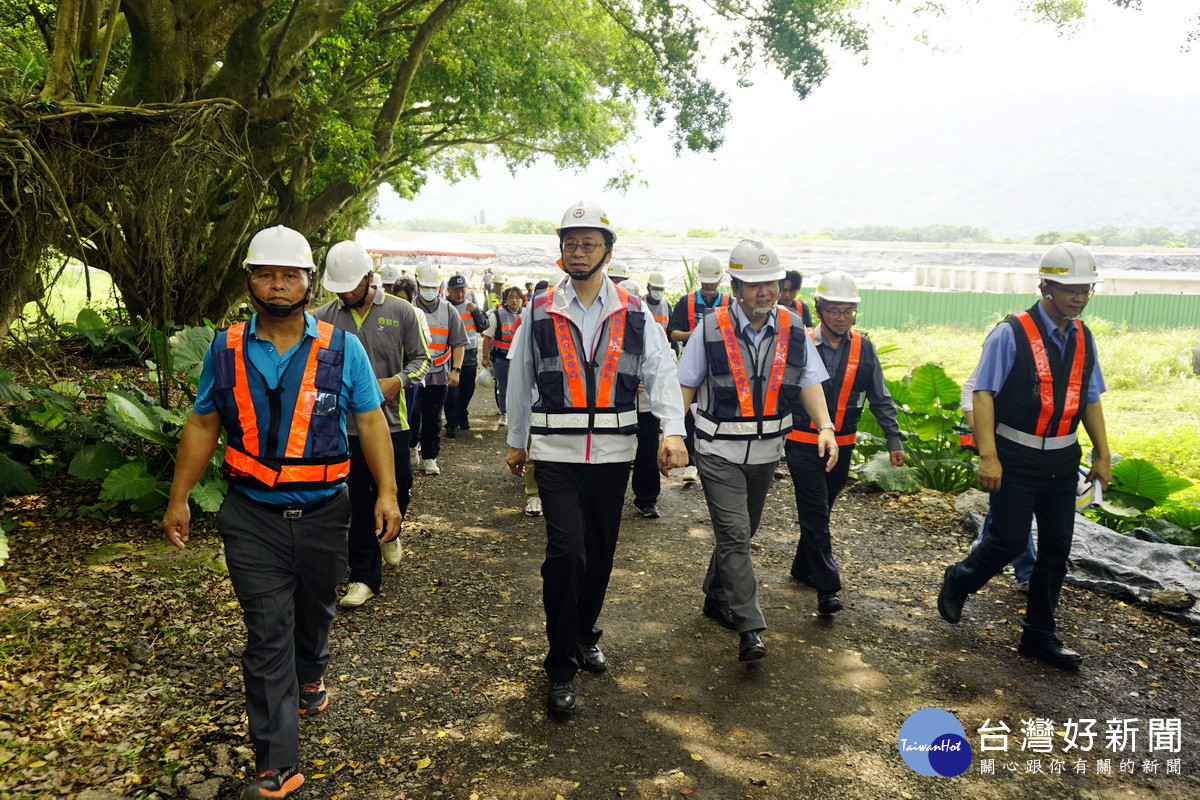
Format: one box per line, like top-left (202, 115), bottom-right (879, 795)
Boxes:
top-left (1083, 457), bottom-right (1199, 546)
top-left (0, 323), bottom-right (226, 514)
top-left (854, 362), bottom-right (978, 493)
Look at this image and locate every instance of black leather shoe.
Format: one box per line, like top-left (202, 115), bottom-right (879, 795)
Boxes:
top-left (547, 681), bottom-right (576, 714)
top-left (635, 503), bottom-right (660, 519)
top-left (738, 630), bottom-right (766, 662)
top-left (576, 643), bottom-right (607, 673)
top-left (1018, 636), bottom-right (1083, 670)
top-left (702, 596), bottom-right (736, 630)
top-left (937, 565), bottom-right (967, 624)
top-left (444, 428), bottom-right (457, 439)
top-left (789, 567), bottom-right (815, 587)
top-left (460, 420), bottom-right (471, 430)
top-left (817, 591), bottom-right (843, 615)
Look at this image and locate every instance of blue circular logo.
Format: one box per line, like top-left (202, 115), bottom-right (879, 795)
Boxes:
top-left (898, 708), bottom-right (973, 776)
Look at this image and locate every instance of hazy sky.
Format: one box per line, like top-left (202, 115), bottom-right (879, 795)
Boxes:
top-left (377, 0), bottom-right (1199, 237)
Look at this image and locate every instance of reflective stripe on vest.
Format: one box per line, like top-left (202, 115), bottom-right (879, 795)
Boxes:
top-left (695, 307), bottom-right (801, 441)
top-left (686, 290), bottom-right (730, 331)
top-left (787, 329), bottom-right (862, 445)
top-left (424, 303), bottom-right (453, 366)
top-left (529, 281), bottom-right (643, 435)
top-left (551, 285), bottom-right (628, 409)
top-left (491, 307), bottom-right (515, 352)
top-left (1013, 310), bottom-right (1086, 438)
top-left (219, 320), bottom-right (351, 489)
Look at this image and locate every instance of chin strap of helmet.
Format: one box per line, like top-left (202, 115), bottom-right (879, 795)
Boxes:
top-left (340, 277), bottom-right (371, 310)
top-left (247, 274), bottom-right (312, 318)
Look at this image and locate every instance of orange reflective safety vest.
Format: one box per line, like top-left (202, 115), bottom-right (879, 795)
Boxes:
top-left (528, 282), bottom-right (646, 435)
top-left (421, 300), bottom-right (455, 367)
top-left (787, 329), bottom-right (864, 446)
top-left (686, 290), bottom-right (731, 331)
top-left (992, 304), bottom-right (1095, 474)
top-left (451, 300), bottom-right (479, 349)
top-left (212, 320), bottom-right (351, 491)
top-left (645, 296), bottom-right (671, 330)
top-left (489, 306), bottom-right (517, 358)
top-left (694, 306), bottom-right (807, 441)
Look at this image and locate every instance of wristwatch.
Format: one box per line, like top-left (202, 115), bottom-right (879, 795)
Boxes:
top-left (817, 423), bottom-right (836, 431)
top-left (451, 366), bottom-right (462, 372)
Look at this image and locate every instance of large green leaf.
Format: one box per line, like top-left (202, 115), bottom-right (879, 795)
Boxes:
top-left (905, 363), bottom-right (961, 411)
top-left (1111, 458), bottom-right (1171, 506)
top-left (885, 378), bottom-right (911, 407)
top-left (1102, 488), bottom-right (1156, 513)
top-left (104, 393), bottom-right (174, 446)
top-left (130, 485), bottom-right (170, 513)
top-left (75, 307), bottom-right (107, 331)
top-left (0, 371), bottom-right (32, 402)
top-left (858, 452), bottom-right (922, 492)
top-left (100, 461), bottom-right (160, 501)
top-left (1152, 502), bottom-right (1200, 533)
top-left (68, 443), bottom-right (130, 481)
top-left (913, 411), bottom-right (958, 442)
top-left (1160, 475), bottom-right (1194, 496)
top-left (0, 454), bottom-right (39, 496)
top-left (190, 479), bottom-right (227, 513)
top-left (1139, 517), bottom-right (1200, 547)
top-left (170, 326), bottom-right (216, 382)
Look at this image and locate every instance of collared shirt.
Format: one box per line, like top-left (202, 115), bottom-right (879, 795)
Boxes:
top-left (312, 288), bottom-right (430, 434)
top-left (973, 303), bottom-right (1105, 405)
top-left (678, 304), bottom-right (826, 465)
top-left (194, 312), bottom-right (383, 505)
top-left (506, 276), bottom-right (686, 463)
top-left (810, 325), bottom-right (903, 452)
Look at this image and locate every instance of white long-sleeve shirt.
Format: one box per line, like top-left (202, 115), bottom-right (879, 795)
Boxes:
top-left (506, 275), bottom-right (685, 463)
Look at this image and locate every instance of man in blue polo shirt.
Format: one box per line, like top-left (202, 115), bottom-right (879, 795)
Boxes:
top-left (937, 243), bottom-right (1111, 671)
top-left (161, 226), bottom-right (402, 800)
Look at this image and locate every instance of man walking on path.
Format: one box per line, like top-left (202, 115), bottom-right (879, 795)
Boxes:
top-left (678, 240), bottom-right (835, 662)
top-left (312, 241), bottom-right (430, 609)
top-left (785, 271), bottom-right (904, 616)
top-left (444, 274), bottom-right (488, 437)
top-left (161, 226), bottom-right (402, 800)
top-left (938, 243), bottom-right (1112, 670)
top-left (409, 264), bottom-right (467, 475)
top-left (505, 200), bottom-right (688, 716)
top-left (480, 284), bottom-right (523, 425)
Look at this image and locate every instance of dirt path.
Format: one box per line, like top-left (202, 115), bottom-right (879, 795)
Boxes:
top-left (2, 399), bottom-right (1198, 800)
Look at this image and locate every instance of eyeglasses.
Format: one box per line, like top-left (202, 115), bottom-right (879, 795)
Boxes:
top-left (822, 309), bottom-right (856, 319)
top-left (1049, 284), bottom-right (1094, 297)
top-left (560, 242), bottom-right (605, 254)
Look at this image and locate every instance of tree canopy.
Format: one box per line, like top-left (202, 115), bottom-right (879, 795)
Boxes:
top-left (0, 1), bottom-right (1127, 330)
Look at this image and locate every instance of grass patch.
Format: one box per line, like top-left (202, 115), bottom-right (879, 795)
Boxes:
top-left (28, 266), bottom-right (120, 324)
top-left (868, 323), bottom-right (1200, 503)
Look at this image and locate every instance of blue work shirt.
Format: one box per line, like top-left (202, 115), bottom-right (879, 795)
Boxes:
top-left (973, 302), bottom-right (1105, 405)
top-left (194, 313), bottom-right (384, 505)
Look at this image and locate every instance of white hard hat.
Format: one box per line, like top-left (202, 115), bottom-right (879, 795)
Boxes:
top-left (814, 271), bottom-right (861, 304)
top-left (696, 255), bottom-right (724, 284)
top-left (379, 264), bottom-right (401, 285)
top-left (608, 261), bottom-right (631, 280)
top-left (647, 270), bottom-right (666, 290)
top-left (415, 263), bottom-right (442, 288)
top-left (1039, 243), bottom-right (1103, 286)
top-left (244, 225), bottom-right (315, 269)
top-left (727, 239), bottom-right (784, 282)
top-left (556, 200), bottom-right (615, 237)
top-left (323, 241), bottom-right (373, 292)
top-left (623, 281), bottom-right (643, 298)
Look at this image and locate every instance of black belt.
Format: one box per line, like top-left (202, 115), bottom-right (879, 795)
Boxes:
top-left (238, 488), bottom-right (342, 519)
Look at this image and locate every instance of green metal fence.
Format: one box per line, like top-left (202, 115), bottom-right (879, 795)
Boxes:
top-left (844, 290), bottom-right (1200, 330)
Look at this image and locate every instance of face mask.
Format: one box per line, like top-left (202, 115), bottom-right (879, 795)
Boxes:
top-left (419, 287), bottom-right (439, 303)
top-left (646, 291), bottom-right (662, 304)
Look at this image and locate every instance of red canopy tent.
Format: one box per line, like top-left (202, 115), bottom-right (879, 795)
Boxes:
top-left (356, 231), bottom-right (496, 258)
